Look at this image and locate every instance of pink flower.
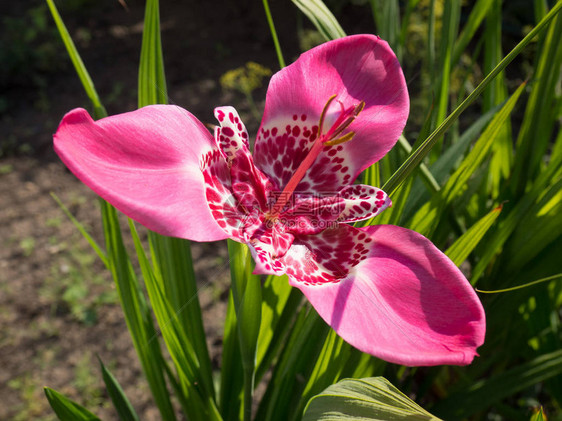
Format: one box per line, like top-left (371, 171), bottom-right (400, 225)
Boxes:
top-left (54, 35), bottom-right (485, 366)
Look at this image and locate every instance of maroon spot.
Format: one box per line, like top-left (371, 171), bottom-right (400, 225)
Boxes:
top-left (272, 127), bottom-right (278, 136)
top-left (292, 126), bottom-right (301, 137)
top-left (301, 114), bottom-right (307, 121)
top-left (293, 114), bottom-right (298, 120)
top-left (229, 113), bottom-right (235, 123)
top-left (222, 127), bottom-right (234, 137)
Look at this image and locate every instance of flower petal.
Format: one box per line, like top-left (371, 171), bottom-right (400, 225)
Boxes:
top-left (283, 224), bottom-right (373, 283)
top-left (337, 184), bottom-right (391, 223)
top-left (254, 34), bottom-right (409, 193)
top-left (214, 106), bottom-right (251, 163)
top-left (288, 224), bottom-right (486, 366)
top-left (54, 106), bottom-right (229, 242)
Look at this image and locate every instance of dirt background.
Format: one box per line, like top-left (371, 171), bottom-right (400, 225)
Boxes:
top-left (0, 1), bottom-right (378, 419)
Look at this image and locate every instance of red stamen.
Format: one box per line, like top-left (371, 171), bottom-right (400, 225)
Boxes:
top-left (266, 96), bottom-right (364, 220)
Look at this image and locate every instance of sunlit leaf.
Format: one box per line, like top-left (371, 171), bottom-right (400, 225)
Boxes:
top-left (303, 377), bottom-right (442, 420)
top-left (44, 387), bottom-right (100, 421)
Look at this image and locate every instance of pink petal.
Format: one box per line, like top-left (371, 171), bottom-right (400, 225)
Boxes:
top-left (214, 106), bottom-right (251, 163)
top-left (254, 34), bottom-right (409, 193)
top-left (280, 194), bottom-right (344, 235)
top-left (282, 224), bottom-right (374, 283)
top-left (337, 184), bottom-right (391, 223)
top-left (54, 106), bottom-right (229, 242)
top-left (288, 224), bottom-right (485, 366)
top-left (207, 106), bottom-right (276, 240)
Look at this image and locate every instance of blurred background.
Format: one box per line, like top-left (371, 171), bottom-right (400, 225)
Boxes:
top-left (0, 0), bottom-right (546, 419)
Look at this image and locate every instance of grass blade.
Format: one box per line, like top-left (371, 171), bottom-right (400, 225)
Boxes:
top-left (138, 0), bottom-right (167, 107)
top-left (291, 0), bottom-right (346, 41)
top-left (99, 358), bottom-right (140, 421)
top-left (45, 0), bottom-right (106, 119)
top-left (383, 1), bottom-right (562, 195)
top-left (44, 387), bottom-right (100, 421)
top-left (50, 192), bottom-right (107, 268)
top-left (445, 204), bottom-right (502, 267)
top-left (431, 349), bottom-right (562, 419)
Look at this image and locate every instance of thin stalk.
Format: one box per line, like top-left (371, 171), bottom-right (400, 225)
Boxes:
top-left (262, 0), bottom-right (286, 68)
top-left (476, 273), bottom-right (562, 294)
top-left (243, 366), bottom-right (255, 421)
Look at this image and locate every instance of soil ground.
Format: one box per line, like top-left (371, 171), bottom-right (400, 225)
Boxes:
top-left (0, 0), bottom-right (316, 418)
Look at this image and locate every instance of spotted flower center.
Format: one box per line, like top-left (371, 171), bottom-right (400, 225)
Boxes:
top-left (204, 103), bottom-right (389, 273)
top-left (266, 95), bottom-right (365, 220)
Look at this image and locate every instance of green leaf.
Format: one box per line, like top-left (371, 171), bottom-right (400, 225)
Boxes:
top-left (296, 331), bottom-right (351, 418)
top-left (45, 0), bottom-right (106, 119)
top-left (401, 104), bottom-right (500, 223)
top-left (431, 349), bottom-right (562, 419)
top-left (256, 307), bottom-right (328, 421)
top-left (148, 233), bottom-right (215, 401)
top-left (452, 0), bottom-right (494, 65)
top-left (511, 8), bottom-right (562, 195)
top-left (302, 377), bottom-right (442, 420)
top-left (50, 192), bottom-right (107, 268)
top-left (138, 0), bottom-right (167, 107)
top-left (471, 150), bottom-right (562, 283)
top-left (101, 203), bottom-right (177, 421)
top-left (445, 204), bottom-right (503, 267)
top-left (44, 387), bottom-right (100, 421)
top-left (99, 358), bottom-right (140, 421)
top-left (530, 407), bottom-right (546, 421)
top-left (476, 273), bottom-right (562, 294)
top-left (291, 0), bottom-right (346, 41)
top-left (383, 1), bottom-right (562, 195)
top-left (128, 221), bottom-right (220, 420)
top-left (224, 240), bottom-right (262, 421)
top-left (409, 81), bottom-right (525, 236)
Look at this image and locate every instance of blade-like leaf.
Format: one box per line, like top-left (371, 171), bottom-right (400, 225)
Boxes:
top-left (302, 377), bottom-right (442, 420)
top-left (431, 349), bottom-right (562, 419)
top-left (129, 221), bottom-right (221, 420)
top-left (383, 1), bottom-right (562, 195)
top-left (409, 81), bottom-right (525, 236)
top-left (101, 203), bottom-right (177, 420)
top-left (292, 0), bottom-right (346, 41)
top-left (445, 204), bottom-right (503, 267)
top-left (99, 358), bottom-right (140, 421)
top-left (44, 387), bottom-right (100, 421)
top-left (45, 0), bottom-right (106, 119)
top-left (138, 0), bottom-right (167, 107)
top-left (50, 192), bottom-right (107, 268)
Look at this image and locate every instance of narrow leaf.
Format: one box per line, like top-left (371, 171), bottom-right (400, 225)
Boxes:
top-left (45, 0), bottom-right (106, 119)
top-left (292, 0), bottom-right (346, 41)
top-left (432, 349), bottom-right (562, 419)
top-left (383, 2), bottom-right (562, 195)
top-left (99, 358), bottom-right (140, 421)
top-left (44, 387), bottom-right (100, 421)
top-left (445, 204), bottom-right (503, 267)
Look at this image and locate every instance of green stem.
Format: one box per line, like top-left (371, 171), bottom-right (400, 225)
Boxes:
top-left (243, 366), bottom-right (255, 421)
top-left (476, 273), bottom-right (562, 294)
top-left (262, 0), bottom-right (286, 68)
